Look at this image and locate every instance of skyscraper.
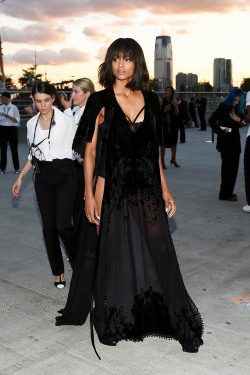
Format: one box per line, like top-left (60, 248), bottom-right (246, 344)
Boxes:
top-left (225, 59), bottom-right (232, 88)
top-left (213, 58), bottom-right (232, 91)
top-left (176, 73), bottom-right (188, 91)
top-left (187, 73), bottom-right (198, 89)
top-left (154, 36), bottom-right (173, 91)
top-left (176, 72), bottom-right (198, 91)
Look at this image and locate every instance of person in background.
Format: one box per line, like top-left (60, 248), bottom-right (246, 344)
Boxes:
top-left (0, 92), bottom-right (20, 174)
top-left (231, 91), bottom-right (250, 212)
top-left (12, 82), bottom-right (78, 289)
top-left (188, 97), bottom-right (199, 128)
top-left (25, 101), bottom-right (38, 117)
top-left (61, 78), bottom-right (95, 227)
top-left (196, 93), bottom-right (207, 131)
top-left (177, 94), bottom-right (188, 143)
top-left (209, 88), bottom-right (246, 201)
top-left (160, 86), bottom-right (180, 168)
top-left (61, 78), bottom-right (95, 124)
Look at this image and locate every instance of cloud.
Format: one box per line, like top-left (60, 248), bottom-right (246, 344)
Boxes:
top-left (0, 0), bottom-right (248, 22)
top-left (1, 24), bottom-right (67, 46)
top-left (95, 46), bottom-right (107, 61)
top-left (4, 48), bottom-right (91, 66)
top-left (83, 27), bottom-right (107, 40)
top-left (175, 29), bottom-right (189, 34)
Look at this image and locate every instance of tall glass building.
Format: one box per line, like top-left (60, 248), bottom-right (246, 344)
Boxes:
top-left (213, 58), bottom-right (232, 91)
top-left (154, 36), bottom-right (173, 91)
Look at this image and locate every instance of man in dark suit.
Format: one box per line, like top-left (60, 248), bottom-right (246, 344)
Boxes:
top-left (196, 94), bottom-right (207, 131)
top-left (177, 94), bottom-right (188, 143)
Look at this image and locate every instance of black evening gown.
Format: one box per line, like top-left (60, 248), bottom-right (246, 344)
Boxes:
top-left (58, 87), bottom-right (203, 353)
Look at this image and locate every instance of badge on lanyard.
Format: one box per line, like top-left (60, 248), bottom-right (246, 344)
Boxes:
top-left (46, 140), bottom-right (53, 162)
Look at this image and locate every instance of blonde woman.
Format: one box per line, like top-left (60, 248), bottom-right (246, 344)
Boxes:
top-left (61, 78), bottom-right (95, 126)
top-left (61, 78), bottom-right (95, 227)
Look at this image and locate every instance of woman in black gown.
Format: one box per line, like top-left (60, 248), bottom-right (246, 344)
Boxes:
top-left (57, 38), bottom-right (203, 354)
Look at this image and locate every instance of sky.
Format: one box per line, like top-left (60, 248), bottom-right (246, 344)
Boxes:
top-left (0, 0), bottom-right (249, 90)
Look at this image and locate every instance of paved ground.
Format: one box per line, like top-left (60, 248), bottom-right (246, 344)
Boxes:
top-left (0, 123), bottom-right (250, 375)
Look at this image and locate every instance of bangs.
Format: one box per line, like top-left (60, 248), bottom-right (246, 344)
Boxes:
top-left (113, 49), bottom-right (134, 60)
top-left (107, 39), bottom-right (136, 61)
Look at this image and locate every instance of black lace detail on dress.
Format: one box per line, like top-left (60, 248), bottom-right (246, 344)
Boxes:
top-left (98, 287), bottom-right (203, 352)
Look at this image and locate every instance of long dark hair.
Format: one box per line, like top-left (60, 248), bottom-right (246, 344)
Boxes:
top-left (165, 86), bottom-right (175, 101)
top-left (50, 84), bottom-right (62, 108)
top-left (32, 81), bottom-right (54, 98)
top-left (98, 38), bottom-right (149, 90)
top-left (222, 88), bottom-right (246, 116)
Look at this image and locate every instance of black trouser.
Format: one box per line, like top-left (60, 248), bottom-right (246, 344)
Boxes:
top-left (189, 110), bottom-right (198, 127)
top-left (35, 159), bottom-right (77, 276)
top-left (179, 122), bottom-right (186, 143)
top-left (244, 136), bottom-right (250, 205)
top-left (219, 150), bottom-right (240, 199)
top-left (0, 125), bottom-right (19, 171)
top-left (198, 110), bottom-right (206, 130)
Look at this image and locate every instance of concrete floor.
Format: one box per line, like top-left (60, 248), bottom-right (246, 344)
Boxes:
top-left (0, 125), bottom-right (250, 375)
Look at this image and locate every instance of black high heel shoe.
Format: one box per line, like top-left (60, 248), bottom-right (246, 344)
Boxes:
top-left (170, 160), bottom-right (180, 168)
top-left (54, 275), bottom-right (66, 289)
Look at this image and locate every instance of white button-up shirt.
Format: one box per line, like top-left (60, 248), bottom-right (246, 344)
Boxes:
top-left (0, 102), bottom-right (20, 126)
top-left (27, 106), bottom-right (77, 162)
top-left (64, 105), bottom-right (85, 126)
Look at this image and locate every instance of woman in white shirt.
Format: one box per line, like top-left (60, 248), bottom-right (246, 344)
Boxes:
top-left (61, 78), bottom-right (95, 227)
top-left (12, 82), bottom-right (78, 289)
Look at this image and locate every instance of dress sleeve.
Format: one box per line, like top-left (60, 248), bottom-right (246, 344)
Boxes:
top-left (209, 104), bottom-right (226, 135)
top-left (72, 91), bottom-right (105, 157)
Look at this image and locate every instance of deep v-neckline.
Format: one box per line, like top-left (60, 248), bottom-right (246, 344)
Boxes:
top-left (113, 87), bottom-right (145, 133)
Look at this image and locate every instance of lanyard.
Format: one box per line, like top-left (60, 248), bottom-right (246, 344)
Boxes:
top-left (31, 109), bottom-right (54, 149)
top-left (4, 106), bottom-right (10, 115)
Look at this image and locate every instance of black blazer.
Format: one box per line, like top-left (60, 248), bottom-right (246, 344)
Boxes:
top-left (209, 103), bottom-right (243, 153)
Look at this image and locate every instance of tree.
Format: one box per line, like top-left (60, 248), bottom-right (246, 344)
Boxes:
top-left (191, 82), bottom-right (213, 92)
top-left (4, 75), bottom-right (14, 89)
top-left (18, 65), bottom-right (43, 88)
top-left (240, 78), bottom-right (250, 92)
top-left (148, 78), bottom-right (161, 92)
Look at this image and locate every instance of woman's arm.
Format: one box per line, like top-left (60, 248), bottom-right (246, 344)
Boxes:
top-left (209, 105), bottom-right (225, 134)
top-left (84, 108), bottom-right (104, 225)
top-left (12, 159), bottom-right (33, 197)
top-left (61, 95), bottom-right (73, 110)
top-left (171, 99), bottom-right (179, 117)
top-left (159, 155), bottom-right (176, 217)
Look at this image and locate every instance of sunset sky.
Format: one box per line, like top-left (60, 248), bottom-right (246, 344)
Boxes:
top-left (0, 0), bottom-right (249, 89)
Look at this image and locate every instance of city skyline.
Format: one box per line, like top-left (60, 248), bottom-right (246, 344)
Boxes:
top-left (0, 0), bottom-right (249, 89)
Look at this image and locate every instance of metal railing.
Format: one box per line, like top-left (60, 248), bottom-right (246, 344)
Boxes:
top-left (0, 90), bottom-right (71, 120)
top-left (1, 90), bottom-right (244, 120)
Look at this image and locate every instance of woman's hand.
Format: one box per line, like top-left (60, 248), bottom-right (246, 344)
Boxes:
top-left (25, 106), bottom-right (34, 117)
top-left (85, 194), bottom-right (100, 225)
top-left (230, 112), bottom-right (241, 123)
top-left (162, 189), bottom-right (176, 218)
top-left (12, 177), bottom-right (22, 197)
top-left (61, 95), bottom-right (72, 109)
